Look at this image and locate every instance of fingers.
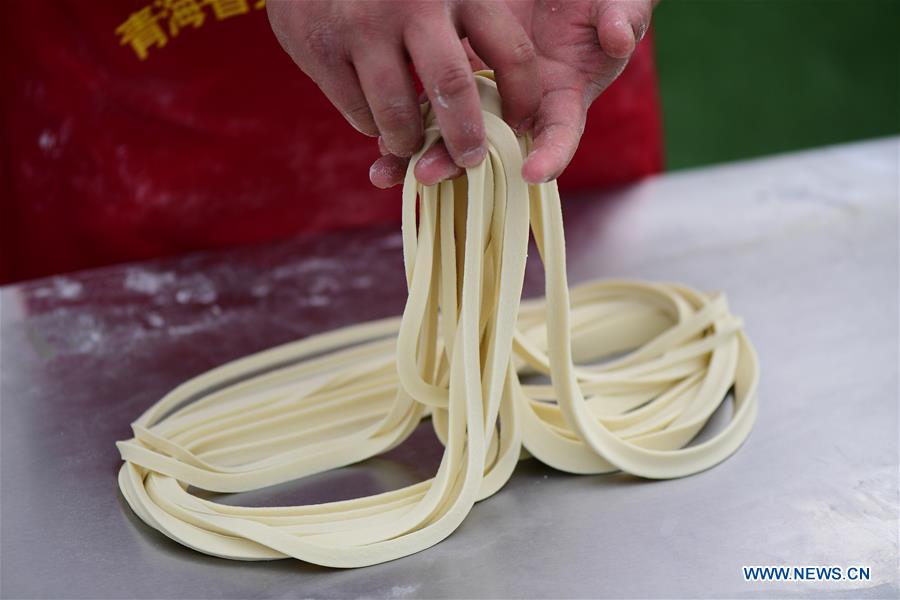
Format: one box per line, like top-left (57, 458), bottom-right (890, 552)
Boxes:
top-left (461, 39), bottom-right (489, 72)
top-left (370, 139), bottom-right (462, 189)
top-left (370, 153), bottom-right (409, 189)
top-left (461, 2), bottom-right (540, 134)
top-left (405, 15), bottom-right (487, 168)
top-left (596, 7), bottom-right (635, 59)
top-left (414, 142), bottom-right (463, 185)
top-left (266, 1), bottom-right (379, 136)
top-left (521, 0), bottom-right (655, 184)
top-left (316, 62), bottom-right (380, 137)
top-left (353, 45), bottom-right (423, 156)
top-left (596, 0), bottom-right (653, 59)
top-left (522, 88), bottom-right (586, 184)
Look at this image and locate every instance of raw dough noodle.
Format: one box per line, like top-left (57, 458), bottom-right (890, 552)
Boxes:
top-left (116, 73), bottom-right (759, 568)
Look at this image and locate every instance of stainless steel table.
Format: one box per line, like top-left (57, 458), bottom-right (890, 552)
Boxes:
top-left (2, 138), bottom-right (898, 599)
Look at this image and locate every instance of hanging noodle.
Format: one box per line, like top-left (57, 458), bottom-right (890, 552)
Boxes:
top-left (116, 72), bottom-right (759, 568)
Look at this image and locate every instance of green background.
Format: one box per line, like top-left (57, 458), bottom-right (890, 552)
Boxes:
top-left (652, 0), bottom-right (900, 170)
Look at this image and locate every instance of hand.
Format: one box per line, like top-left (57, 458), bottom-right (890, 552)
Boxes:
top-left (267, 0), bottom-right (541, 169)
top-left (369, 0), bottom-right (657, 188)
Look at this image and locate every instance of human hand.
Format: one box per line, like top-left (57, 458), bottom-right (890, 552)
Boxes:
top-left (267, 0), bottom-right (541, 172)
top-left (369, 0), bottom-right (657, 188)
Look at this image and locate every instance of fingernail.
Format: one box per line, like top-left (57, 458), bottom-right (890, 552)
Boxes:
top-left (388, 139), bottom-right (419, 158)
top-left (459, 146), bottom-right (486, 168)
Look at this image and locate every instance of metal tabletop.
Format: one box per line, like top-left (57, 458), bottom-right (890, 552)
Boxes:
top-left (2, 138), bottom-right (898, 599)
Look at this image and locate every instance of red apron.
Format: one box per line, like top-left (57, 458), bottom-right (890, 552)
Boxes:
top-left (1, 0), bottom-right (662, 284)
